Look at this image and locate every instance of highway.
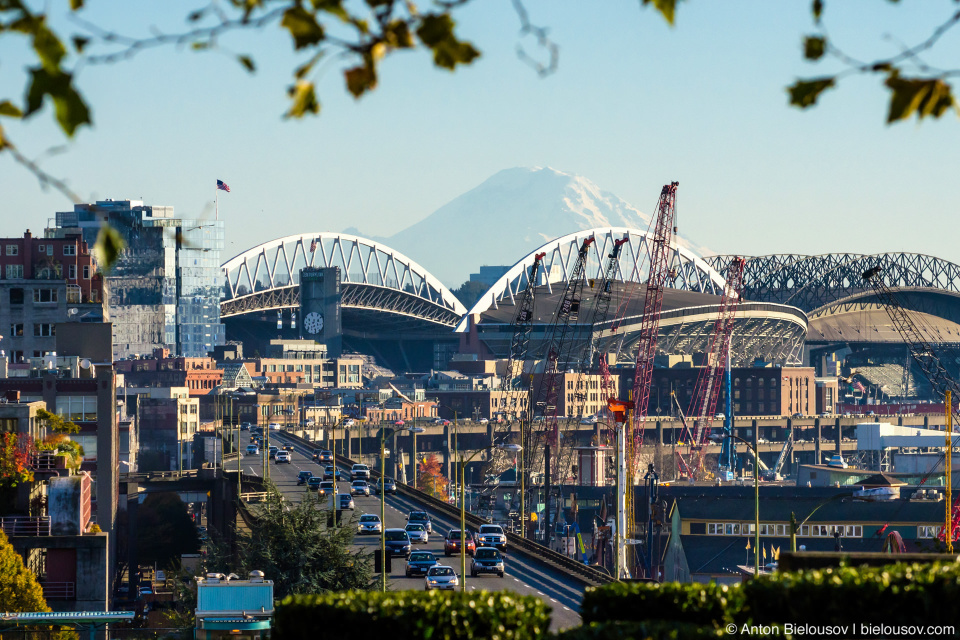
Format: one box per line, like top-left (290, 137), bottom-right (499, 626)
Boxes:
top-left (231, 430), bottom-right (583, 631)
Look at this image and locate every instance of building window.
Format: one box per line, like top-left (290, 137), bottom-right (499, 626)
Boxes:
top-left (776, 524), bottom-right (787, 536)
top-left (68, 264), bottom-right (77, 280)
top-left (707, 523), bottom-right (722, 535)
top-left (5, 265), bottom-right (23, 279)
top-left (9, 323), bottom-right (23, 337)
top-left (38, 244), bottom-right (46, 254)
top-left (6, 245), bottom-right (18, 256)
top-left (63, 245), bottom-right (76, 256)
top-left (33, 289), bottom-right (58, 303)
top-left (34, 324), bottom-right (56, 337)
top-left (10, 288), bottom-right (24, 304)
top-left (918, 526), bottom-right (938, 539)
top-left (55, 396), bottom-right (98, 422)
top-left (83, 265), bottom-right (91, 279)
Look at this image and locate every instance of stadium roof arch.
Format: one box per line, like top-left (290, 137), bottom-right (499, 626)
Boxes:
top-left (456, 227), bottom-right (727, 332)
top-left (221, 232), bottom-right (466, 330)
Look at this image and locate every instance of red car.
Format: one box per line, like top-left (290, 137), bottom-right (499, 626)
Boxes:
top-left (444, 529), bottom-right (476, 557)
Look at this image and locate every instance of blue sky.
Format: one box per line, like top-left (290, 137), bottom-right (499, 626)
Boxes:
top-left (1, 1), bottom-right (958, 270)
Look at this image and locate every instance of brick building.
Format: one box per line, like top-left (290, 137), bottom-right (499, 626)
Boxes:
top-left (0, 230), bottom-right (103, 304)
top-left (115, 348), bottom-right (223, 397)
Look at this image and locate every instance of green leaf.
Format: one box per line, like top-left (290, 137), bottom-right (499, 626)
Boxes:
top-left (803, 36), bottom-right (826, 61)
top-left (416, 15), bottom-right (480, 71)
top-left (70, 0), bottom-right (85, 9)
top-left (312, 0), bottom-right (349, 21)
top-left (33, 20), bottom-right (68, 71)
top-left (282, 7), bottom-right (325, 50)
top-left (187, 9), bottom-right (205, 22)
top-left (884, 75), bottom-right (955, 123)
top-left (812, 0), bottom-right (824, 23)
top-left (285, 80), bottom-right (320, 118)
top-left (237, 55), bottom-right (256, 73)
top-left (24, 67), bottom-right (92, 137)
top-left (93, 223), bottom-right (126, 274)
top-left (787, 77), bottom-right (835, 109)
top-left (643, 0), bottom-right (679, 26)
top-left (0, 101), bottom-right (22, 118)
top-left (72, 36), bottom-right (90, 53)
top-left (344, 63), bottom-right (377, 98)
top-left (0, 124), bottom-right (7, 151)
top-left (384, 20), bottom-right (413, 49)
top-left (191, 41), bottom-right (209, 50)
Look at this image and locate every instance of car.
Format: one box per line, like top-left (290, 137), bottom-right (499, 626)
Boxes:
top-left (357, 514), bottom-right (382, 535)
top-left (819, 412), bottom-right (832, 417)
top-left (394, 420), bottom-right (405, 426)
top-left (282, 445), bottom-right (295, 451)
top-left (240, 422), bottom-right (252, 430)
top-left (307, 477), bottom-right (323, 491)
top-left (470, 547), bottom-right (505, 578)
top-left (269, 422), bottom-right (282, 430)
top-left (477, 524), bottom-right (507, 551)
top-left (268, 445), bottom-right (279, 459)
top-left (405, 523), bottom-right (429, 544)
top-left (407, 511), bottom-right (432, 534)
top-left (374, 477), bottom-right (397, 495)
top-left (791, 413), bottom-right (803, 419)
top-left (312, 448), bottom-right (324, 461)
top-left (432, 418), bottom-right (444, 425)
top-left (323, 466), bottom-right (344, 480)
top-left (275, 451), bottom-right (291, 464)
top-left (384, 528), bottom-right (412, 558)
top-left (318, 480), bottom-right (335, 496)
top-left (405, 551), bottom-right (439, 577)
top-left (867, 411), bottom-right (876, 416)
top-left (343, 419), bottom-right (356, 427)
top-left (424, 565), bottom-right (459, 591)
top-left (350, 464), bottom-right (370, 480)
top-left (297, 470), bottom-right (313, 486)
top-left (351, 480), bottom-right (370, 496)
top-left (478, 418), bottom-right (489, 425)
top-left (338, 494), bottom-right (355, 510)
top-left (245, 444), bottom-right (260, 455)
top-left (318, 450), bottom-right (334, 464)
top-left (444, 529), bottom-right (475, 557)
top-left (714, 413), bottom-right (726, 420)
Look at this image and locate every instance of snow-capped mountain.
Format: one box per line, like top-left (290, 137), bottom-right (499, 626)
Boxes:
top-left (369, 167), bottom-right (712, 288)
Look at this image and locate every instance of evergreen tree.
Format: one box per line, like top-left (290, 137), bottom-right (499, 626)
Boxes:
top-left (0, 530), bottom-right (49, 612)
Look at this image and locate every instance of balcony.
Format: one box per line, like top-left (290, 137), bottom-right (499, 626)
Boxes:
top-left (40, 581), bottom-right (76, 600)
top-left (0, 516), bottom-right (51, 536)
top-left (30, 452), bottom-right (62, 472)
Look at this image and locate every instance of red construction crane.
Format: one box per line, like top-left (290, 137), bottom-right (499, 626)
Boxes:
top-left (594, 237), bottom-right (631, 405)
top-left (685, 256), bottom-right (746, 477)
top-left (630, 182), bottom-right (679, 467)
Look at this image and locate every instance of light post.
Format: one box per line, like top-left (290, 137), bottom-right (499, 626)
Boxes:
top-left (789, 491), bottom-right (856, 553)
top-left (714, 433), bottom-right (760, 575)
top-left (379, 424), bottom-right (424, 592)
top-left (458, 442), bottom-right (522, 592)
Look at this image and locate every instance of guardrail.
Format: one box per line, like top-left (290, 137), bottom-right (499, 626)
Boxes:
top-left (40, 581), bottom-right (75, 599)
top-left (279, 430), bottom-right (614, 587)
top-left (119, 469), bottom-right (200, 482)
top-left (1, 516), bottom-right (51, 537)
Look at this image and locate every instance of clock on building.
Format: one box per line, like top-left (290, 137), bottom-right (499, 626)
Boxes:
top-left (303, 312), bottom-right (324, 334)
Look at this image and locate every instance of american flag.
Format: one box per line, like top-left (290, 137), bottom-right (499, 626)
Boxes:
top-left (217, 179), bottom-right (231, 192)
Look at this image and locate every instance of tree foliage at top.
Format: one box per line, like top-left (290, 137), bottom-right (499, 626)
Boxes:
top-left (136, 493), bottom-right (201, 568)
top-left (451, 279), bottom-right (489, 311)
top-left (417, 453), bottom-right (449, 500)
top-left (0, 530), bottom-right (49, 612)
top-left (233, 487), bottom-right (372, 598)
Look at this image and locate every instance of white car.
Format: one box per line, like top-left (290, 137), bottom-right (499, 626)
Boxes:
top-left (275, 451), bottom-right (291, 463)
top-left (477, 524), bottom-right (507, 551)
top-left (405, 523), bottom-right (429, 544)
top-left (357, 514), bottom-right (382, 534)
top-left (424, 565), bottom-right (459, 591)
top-left (350, 464), bottom-right (370, 480)
top-left (245, 444), bottom-right (260, 455)
top-left (478, 418), bottom-right (489, 424)
top-left (351, 480), bottom-right (370, 496)
top-left (268, 422), bottom-right (281, 431)
top-left (343, 419), bottom-right (356, 427)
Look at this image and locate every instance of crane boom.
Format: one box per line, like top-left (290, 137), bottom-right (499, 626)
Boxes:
top-left (687, 257), bottom-right (746, 477)
top-left (863, 266), bottom-right (960, 542)
top-left (630, 182), bottom-right (679, 464)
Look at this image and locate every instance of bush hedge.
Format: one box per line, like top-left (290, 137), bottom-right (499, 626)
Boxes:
top-left (274, 590), bottom-right (551, 640)
top-left (581, 560), bottom-right (960, 629)
top-left (555, 621), bottom-right (727, 640)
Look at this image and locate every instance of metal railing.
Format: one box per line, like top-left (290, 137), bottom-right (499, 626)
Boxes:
top-left (1, 516), bottom-right (51, 537)
top-left (39, 581), bottom-right (75, 599)
top-left (30, 452), bottom-right (58, 471)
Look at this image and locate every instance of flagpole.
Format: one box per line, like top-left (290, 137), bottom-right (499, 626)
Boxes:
top-left (216, 184), bottom-right (219, 221)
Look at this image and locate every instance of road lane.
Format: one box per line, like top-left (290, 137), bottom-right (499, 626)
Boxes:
top-left (232, 431), bottom-right (583, 631)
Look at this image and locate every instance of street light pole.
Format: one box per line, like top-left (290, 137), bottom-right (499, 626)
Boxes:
top-left (726, 434), bottom-right (760, 575)
top-left (379, 424), bottom-right (423, 593)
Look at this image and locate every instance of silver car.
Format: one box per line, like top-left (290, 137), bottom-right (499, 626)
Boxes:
top-left (424, 565), bottom-right (458, 591)
top-left (351, 480), bottom-right (370, 496)
top-left (357, 514), bottom-right (382, 535)
top-left (405, 523), bottom-right (429, 544)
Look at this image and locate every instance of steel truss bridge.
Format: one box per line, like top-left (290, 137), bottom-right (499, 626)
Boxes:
top-left (705, 253), bottom-right (960, 315)
top-left (220, 233), bottom-right (466, 330)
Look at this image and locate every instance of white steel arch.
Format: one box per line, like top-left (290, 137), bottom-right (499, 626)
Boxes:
top-left (455, 227), bottom-right (726, 332)
top-left (221, 232), bottom-right (467, 316)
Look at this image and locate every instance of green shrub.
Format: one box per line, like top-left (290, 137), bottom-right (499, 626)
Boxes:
top-left (555, 620), bottom-right (727, 640)
top-left (275, 590), bottom-right (551, 640)
top-left (580, 581), bottom-right (739, 627)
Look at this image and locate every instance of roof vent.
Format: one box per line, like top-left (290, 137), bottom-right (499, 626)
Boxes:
top-left (249, 570), bottom-right (265, 583)
top-left (205, 572), bottom-right (224, 583)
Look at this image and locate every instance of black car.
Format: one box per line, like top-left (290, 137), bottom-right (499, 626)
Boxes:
top-left (384, 528), bottom-right (412, 558)
top-left (375, 477), bottom-right (397, 495)
top-left (407, 511), bottom-right (432, 534)
top-left (470, 547), bottom-right (505, 578)
top-left (405, 550), bottom-right (439, 577)
top-left (297, 470), bottom-right (313, 486)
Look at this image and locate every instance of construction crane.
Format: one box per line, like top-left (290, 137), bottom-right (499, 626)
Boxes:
top-left (626, 181), bottom-right (679, 579)
top-left (497, 251), bottom-right (547, 427)
top-left (766, 425), bottom-right (793, 481)
top-left (863, 266), bottom-right (960, 544)
top-left (685, 257), bottom-right (747, 478)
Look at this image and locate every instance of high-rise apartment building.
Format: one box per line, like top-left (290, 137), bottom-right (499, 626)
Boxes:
top-left (50, 200), bottom-right (225, 359)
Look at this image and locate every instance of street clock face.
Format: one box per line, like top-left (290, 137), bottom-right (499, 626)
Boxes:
top-left (304, 312), bottom-right (324, 334)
